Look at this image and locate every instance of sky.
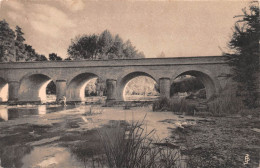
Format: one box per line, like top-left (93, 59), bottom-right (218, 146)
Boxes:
top-left (0, 0), bottom-right (250, 59)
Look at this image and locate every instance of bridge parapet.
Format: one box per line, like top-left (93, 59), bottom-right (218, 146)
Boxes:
top-left (0, 56), bottom-right (227, 69)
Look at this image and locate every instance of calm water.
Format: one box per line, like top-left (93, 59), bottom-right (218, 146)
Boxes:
top-left (0, 105), bottom-right (76, 122)
top-left (0, 105), bottom-right (193, 168)
top-left (0, 104), bottom-right (81, 168)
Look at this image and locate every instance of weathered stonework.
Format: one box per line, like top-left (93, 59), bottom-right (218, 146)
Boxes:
top-left (0, 56), bottom-right (237, 103)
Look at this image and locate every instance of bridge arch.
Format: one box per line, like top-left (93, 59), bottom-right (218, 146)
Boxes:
top-left (171, 69), bottom-right (219, 99)
top-left (18, 71), bottom-right (57, 82)
top-left (66, 72), bottom-right (102, 102)
top-left (0, 77), bottom-right (8, 102)
top-left (18, 73), bottom-right (55, 102)
top-left (117, 71), bottom-right (158, 101)
top-left (66, 70), bottom-right (105, 87)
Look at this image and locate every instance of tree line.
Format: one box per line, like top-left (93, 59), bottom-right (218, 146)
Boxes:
top-left (0, 20), bottom-right (63, 62)
top-left (0, 20), bottom-right (144, 63)
top-left (0, 19), bottom-right (145, 95)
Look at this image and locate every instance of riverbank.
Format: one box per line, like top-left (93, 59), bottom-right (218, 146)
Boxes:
top-left (171, 115), bottom-right (260, 167)
top-left (0, 105), bottom-right (259, 167)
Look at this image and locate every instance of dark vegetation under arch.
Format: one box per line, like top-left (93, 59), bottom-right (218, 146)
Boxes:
top-left (170, 76), bottom-right (205, 96)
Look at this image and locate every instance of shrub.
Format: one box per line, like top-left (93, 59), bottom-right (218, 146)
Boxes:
top-left (208, 86), bottom-right (244, 116)
top-left (171, 76), bottom-right (205, 96)
top-left (169, 98), bottom-right (196, 114)
top-left (153, 97), bottom-right (197, 115)
top-left (196, 89), bottom-right (206, 99)
top-left (152, 97), bottom-right (170, 111)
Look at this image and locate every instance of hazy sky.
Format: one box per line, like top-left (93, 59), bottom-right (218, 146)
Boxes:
top-left (0, 0), bottom-right (249, 58)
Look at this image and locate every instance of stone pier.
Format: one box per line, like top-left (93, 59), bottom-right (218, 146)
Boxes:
top-left (56, 80), bottom-right (67, 101)
top-left (106, 79), bottom-right (117, 103)
top-left (159, 77), bottom-right (170, 99)
top-left (8, 81), bottom-right (19, 103)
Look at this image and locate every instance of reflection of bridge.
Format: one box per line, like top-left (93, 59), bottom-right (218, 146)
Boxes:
top-left (0, 56), bottom-right (232, 103)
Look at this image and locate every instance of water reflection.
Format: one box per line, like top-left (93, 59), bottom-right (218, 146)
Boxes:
top-left (0, 108), bottom-right (8, 121)
top-left (0, 145), bottom-right (82, 168)
top-left (0, 145), bottom-right (32, 168)
top-left (0, 105), bottom-right (75, 122)
top-left (21, 146), bottom-right (83, 168)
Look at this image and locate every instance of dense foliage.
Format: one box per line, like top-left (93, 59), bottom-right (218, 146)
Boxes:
top-left (170, 76), bottom-right (205, 96)
top-left (49, 53), bottom-right (62, 61)
top-left (67, 30), bottom-right (145, 60)
top-left (0, 20), bottom-right (48, 62)
top-left (226, 1), bottom-right (259, 108)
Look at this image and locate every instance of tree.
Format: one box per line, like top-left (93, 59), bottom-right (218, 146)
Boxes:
top-left (97, 30), bottom-right (114, 59)
top-left (67, 30), bottom-right (145, 60)
top-left (64, 57), bottom-right (72, 61)
top-left (0, 20), bottom-right (16, 62)
top-left (122, 40), bottom-right (145, 59)
top-left (24, 44), bottom-right (38, 61)
top-left (0, 20), bottom-right (54, 63)
top-left (226, 1), bottom-right (259, 108)
top-left (15, 26), bottom-right (26, 61)
top-left (157, 52), bottom-right (166, 58)
top-left (136, 51), bottom-right (145, 58)
top-left (68, 34), bottom-right (99, 60)
top-left (49, 53), bottom-right (62, 61)
top-left (108, 34), bottom-right (124, 59)
top-left (122, 40), bottom-right (137, 59)
top-left (36, 54), bottom-right (48, 61)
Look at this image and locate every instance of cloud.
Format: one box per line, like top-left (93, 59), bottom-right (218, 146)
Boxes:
top-left (7, 11), bottom-right (23, 21)
top-left (30, 4), bottom-right (76, 30)
top-left (4, 0), bottom-right (24, 11)
top-left (4, 1), bottom-right (76, 38)
top-left (61, 0), bottom-right (85, 12)
top-left (30, 20), bottom-right (62, 38)
top-left (29, 5), bottom-right (76, 38)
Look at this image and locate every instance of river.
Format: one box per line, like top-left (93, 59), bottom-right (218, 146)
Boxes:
top-left (0, 104), bottom-right (198, 168)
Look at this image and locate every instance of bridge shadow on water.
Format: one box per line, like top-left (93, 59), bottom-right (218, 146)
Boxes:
top-left (0, 105), bottom-right (76, 122)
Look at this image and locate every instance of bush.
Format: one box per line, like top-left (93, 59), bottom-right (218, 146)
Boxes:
top-left (152, 97), bottom-right (170, 111)
top-left (169, 98), bottom-right (197, 114)
top-left (239, 108), bottom-right (260, 118)
top-left (208, 86), bottom-right (244, 116)
top-left (153, 97), bottom-right (197, 115)
top-left (196, 89), bottom-right (206, 99)
top-left (171, 76), bottom-right (205, 96)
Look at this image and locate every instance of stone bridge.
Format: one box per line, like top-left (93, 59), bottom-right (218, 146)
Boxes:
top-left (0, 56), bottom-right (232, 103)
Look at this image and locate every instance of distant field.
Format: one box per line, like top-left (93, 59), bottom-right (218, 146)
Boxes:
top-left (124, 95), bottom-right (159, 101)
top-left (46, 95), bottom-right (159, 102)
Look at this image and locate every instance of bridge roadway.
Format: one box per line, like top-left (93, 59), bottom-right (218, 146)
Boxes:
top-left (0, 56), bottom-right (232, 103)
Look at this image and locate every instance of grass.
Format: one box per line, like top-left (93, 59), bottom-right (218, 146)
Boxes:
top-left (98, 117), bottom-right (185, 168)
top-left (208, 86), bottom-right (244, 116)
top-left (152, 97), bottom-right (197, 115)
top-left (153, 86), bottom-right (254, 117)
